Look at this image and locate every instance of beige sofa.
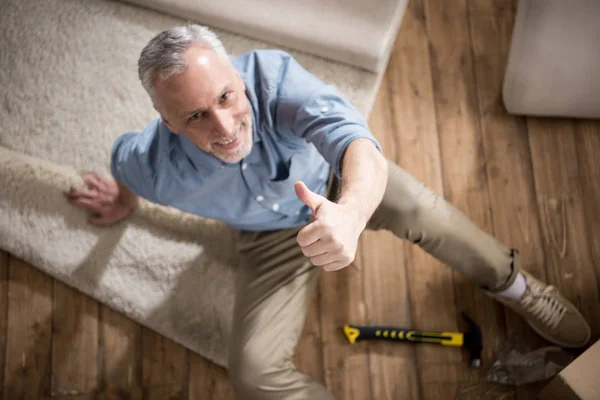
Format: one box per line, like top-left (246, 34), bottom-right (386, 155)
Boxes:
top-left (122, 0), bottom-right (408, 73)
top-left (503, 0), bottom-right (600, 119)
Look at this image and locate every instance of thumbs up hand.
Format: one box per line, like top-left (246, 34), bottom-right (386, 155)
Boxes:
top-left (294, 181), bottom-right (365, 271)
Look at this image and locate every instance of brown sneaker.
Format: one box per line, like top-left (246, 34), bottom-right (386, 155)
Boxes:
top-left (488, 270), bottom-right (591, 348)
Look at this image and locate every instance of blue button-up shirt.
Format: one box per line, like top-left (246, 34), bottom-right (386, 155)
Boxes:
top-left (111, 50), bottom-right (382, 231)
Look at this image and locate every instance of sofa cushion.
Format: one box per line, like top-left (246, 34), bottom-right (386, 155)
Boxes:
top-left (122, 0), bottom-right (408, 73)
top-left (503, 0), bottom-right (600, 118)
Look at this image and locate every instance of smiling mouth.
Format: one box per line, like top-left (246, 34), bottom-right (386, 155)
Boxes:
top-left (215, 129), bottom-right (243, 150)
top-left (215, 123), bottom-right (246, 150)
top-left (216, 137), bottom-right (237, 145)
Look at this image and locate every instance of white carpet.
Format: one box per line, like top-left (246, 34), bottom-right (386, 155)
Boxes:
top-left (0, 0), bottom-right (385, 367)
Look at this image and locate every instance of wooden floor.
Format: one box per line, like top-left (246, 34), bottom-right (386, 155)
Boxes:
top-left (2, 0), bottom-right (600, 398)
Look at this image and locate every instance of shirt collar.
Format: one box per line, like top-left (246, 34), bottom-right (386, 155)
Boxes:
top-left (240, 71), bottom-right (261, 145)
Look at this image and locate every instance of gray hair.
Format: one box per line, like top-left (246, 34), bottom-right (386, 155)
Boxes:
top-left (138, 25), bottom-right (228, 97)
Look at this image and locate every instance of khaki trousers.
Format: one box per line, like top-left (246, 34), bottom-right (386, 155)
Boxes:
top-left (228, 159), bottom-right (518, 399)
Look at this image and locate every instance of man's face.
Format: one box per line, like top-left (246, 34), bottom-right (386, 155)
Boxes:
top-left (153, 45), bottom-right (253, 163)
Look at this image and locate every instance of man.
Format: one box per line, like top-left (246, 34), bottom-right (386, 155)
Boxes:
top-left (66, 25), bottom-right (591, 399)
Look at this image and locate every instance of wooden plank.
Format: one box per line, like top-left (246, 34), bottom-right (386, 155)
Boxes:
top-left (51, 281), bottom-right (99, 396)
top-left (574, 121), bottom-right (600, 300)
top-left (0, 252), bottom-right (8, 399)
top-left (293, 289), bottom-right (325, 385)
top-left (356, 11), bottom-right (437, 394)
top-left (96, 305), bottom-right (143, 399)
top-left (466, 0), bottom-right (547, 301)
top-left (188, 352), bottom-right (234, 400)
top-left (319, 265), bottom-right (371, 398)
top-left (468, 0), bottom-right (518, 18)
top-left (359, 229), bottom-right (420, 400)
top-left (420, 363), bottom-right (464, 399)
top-left (53, 394), bottom-right (95, 400)
top-left (423, 0), bottom-right (508, 377)
top-left (466, 1), bottom-right (549, 397)
top-left (363, 84), bottom-right (419, 399)
top-left (386, 0), bottom-right (461, 364)
top-left (420, 362), bottom-right (515, 399)
top-left (3, 257), bottom-right (53, 399)
top-left (141, 327), bottom-right (187, 399)
top-left (527, 119), bottom-right (600, 334)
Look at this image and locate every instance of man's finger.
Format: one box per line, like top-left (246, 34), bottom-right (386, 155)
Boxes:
top-left (322, 260), bottom-right (348, 272)
top-left (65, 187), bottom-right (95, 199)
top-left (309, 252), bottom-right (340, 267)
top-left (70, 197), bottom-right (103, 212)
top-left (83, 173), bottom-right (106, 191)
top-left (97, 197), bottom-right (115, 207)
top-left (294, 181), bottom-right (326, 214)
top-left (301, 239), bottom-right (330, 258)
top-left (296, 222), bottom-right (323, 247)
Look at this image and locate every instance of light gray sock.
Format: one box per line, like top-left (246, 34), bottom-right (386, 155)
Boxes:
top-left (497, 273), bottom-right (526, 300)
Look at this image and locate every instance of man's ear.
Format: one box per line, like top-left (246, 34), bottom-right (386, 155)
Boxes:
top-left (154, 103), bottom-right (179, 134)
top-left (161, 116), bottom-right (179, 134)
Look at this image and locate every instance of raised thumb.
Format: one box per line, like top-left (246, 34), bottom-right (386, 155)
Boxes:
top-left (294, 181), bottom-right (325, 213)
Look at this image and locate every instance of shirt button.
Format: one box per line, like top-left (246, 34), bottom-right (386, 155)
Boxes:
top-left (295, 210), bottom-right (301, 215)
top-left (256, 195), bottom-right (264, 202)
top-left (272, 203), bottom-right (280, 212)
top-left (242, 162), bottom-right (247, 170)
top-left (321, 106), bottom-right (329, 113)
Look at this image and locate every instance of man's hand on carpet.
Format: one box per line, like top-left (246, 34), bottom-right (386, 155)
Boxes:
top-left (64, 172), bottom-right (137, 226)
top-left (294, 181), bottom-right (364, 271)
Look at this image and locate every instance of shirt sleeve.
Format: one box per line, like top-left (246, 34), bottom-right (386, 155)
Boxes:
top-left (274, 53), bottom-right (383, 178)
top-left (110, 123), bottom-right (161, 204)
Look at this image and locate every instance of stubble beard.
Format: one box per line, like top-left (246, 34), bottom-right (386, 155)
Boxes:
top-left (212, 115), bottom-right (253, 164)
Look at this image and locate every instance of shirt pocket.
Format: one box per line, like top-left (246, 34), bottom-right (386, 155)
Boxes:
top-left (261, 153), bottom-right (303, 198)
